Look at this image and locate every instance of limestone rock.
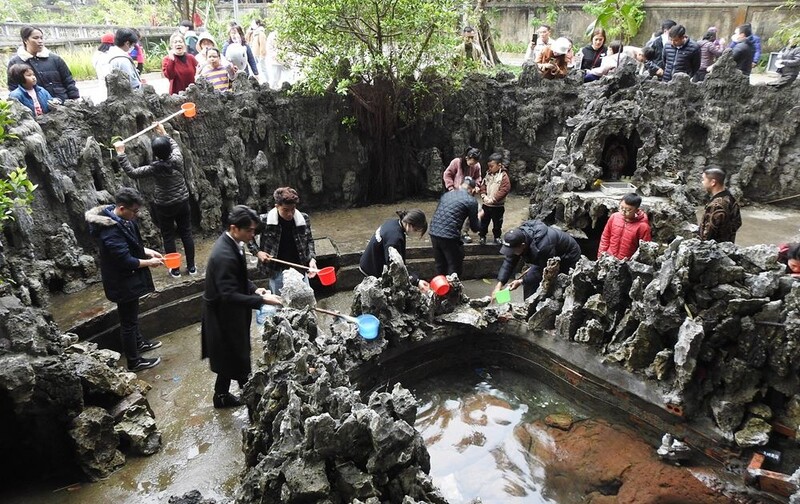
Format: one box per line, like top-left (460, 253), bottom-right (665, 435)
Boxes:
top-left (69, 406), bottom-right (125, 480)
top-left (733, 417), bottom-right (772, 448)
top-left (114, 404), bottom-right (161, 455)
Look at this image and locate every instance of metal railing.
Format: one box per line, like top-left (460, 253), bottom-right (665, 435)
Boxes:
top-left (0, 22), bottom-right (175, 49)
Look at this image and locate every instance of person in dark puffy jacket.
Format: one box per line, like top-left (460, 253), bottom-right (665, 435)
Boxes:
top-left (429, 177), bottom-right (480, 277)
top-left (114, 123), bottom-right (196, 278)
top-left (778, 243), bottom-right (800, 277)
top-left (598, 193), bottom-right (652, 260)
top-left (6, 26), bottom-right (79, 102)
top-left (730, 25), bottom-right (756, 77)
top-left (359, 209), bottom-right (429, 291)
top-left (85, 188), bottom-right (163, 372)
top-left (662, 24), bottom-right (700, 82)
top-left (492, 220), bottom-right (582, 300)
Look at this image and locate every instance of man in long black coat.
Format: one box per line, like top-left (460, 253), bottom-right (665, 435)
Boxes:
top-left (202, 205), bottom-right (282, 408)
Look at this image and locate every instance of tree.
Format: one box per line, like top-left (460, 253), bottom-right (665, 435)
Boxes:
top-left (273, 0), bottom-right (464, 202)
top-left (170, 0), bottom-right (199, 24)
top-left (582, 0), bottom-right (645, 44)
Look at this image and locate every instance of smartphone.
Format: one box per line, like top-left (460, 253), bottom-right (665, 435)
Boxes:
top-left (531, 33), bottom-right (538, 44)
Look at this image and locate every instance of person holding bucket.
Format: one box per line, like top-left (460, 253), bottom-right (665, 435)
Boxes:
top-left (114, 123), bottom-right (197, 278)
top-left (492, 220), bottom-right (582, 301)
top-left (429, 177), bottom-right (480, 277)
top-left (85, 188), bottom-right (164, 372)
top-left (359, 209), bottom-right (430, 291)
top-left (202, 205), bottom-right (283, 408)
top-left (252, 187), bottom-right (317, 296)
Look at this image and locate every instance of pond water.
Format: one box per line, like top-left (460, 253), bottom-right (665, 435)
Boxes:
top-left (414, 366), bottom-right (587, 504)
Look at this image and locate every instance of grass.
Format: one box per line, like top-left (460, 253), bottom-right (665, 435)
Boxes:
top-left (494, 40), bottom-right (528, 54)
top-left (59, 47), bottom-right (96, 81)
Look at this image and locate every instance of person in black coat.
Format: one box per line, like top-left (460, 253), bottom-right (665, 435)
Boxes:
top-left (429, 177), bottom-right (480, 277)
top-left (85, 188), bottom-right (164, 372)
top-left (579, 28), bottom-right (607, 71)
top-left (492, 220), bottom-right (582, 300)
top-left (201, 205), bottom-right (282, 409)
top-left (731, 25), bottom-right (756, 76)
top-left (7, 26), bottom-right (79, 102)
top-left (359, 209), bottom-right (430, 290)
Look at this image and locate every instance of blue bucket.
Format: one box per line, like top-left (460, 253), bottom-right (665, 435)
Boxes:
top-left (356, 314), bottom-right (380, 340)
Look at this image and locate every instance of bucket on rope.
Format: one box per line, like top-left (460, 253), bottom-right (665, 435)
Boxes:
top-left (430, 275), bottom-right (450, 296)
top-left (356, 314), bottom-right (380, 340)
top-left (163, 253), bottom-right (181, 269)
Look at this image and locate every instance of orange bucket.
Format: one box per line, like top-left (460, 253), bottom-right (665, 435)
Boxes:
top-left (317, 266), bottom-right (336, 286)
top-left (163, 253), bottom-right (181, 269)
top-left (181, 102), bottom-right (196, 118)
top-left (430, 275), bottom-right (450, 296)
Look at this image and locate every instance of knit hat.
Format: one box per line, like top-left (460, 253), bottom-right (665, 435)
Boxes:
top-left (708, 26), bottom-right (718, 33)
top-left (101, 33), bottom-right (114, 44)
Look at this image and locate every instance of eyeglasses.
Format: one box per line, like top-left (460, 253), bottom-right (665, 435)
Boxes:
top-left (125, 206), bottom-right (140, 215)
top-left (618, 206), bottom-right (636, 214)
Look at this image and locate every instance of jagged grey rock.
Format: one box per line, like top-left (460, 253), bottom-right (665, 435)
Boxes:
top-left (114, 404), bottom-right (161, 456)
top-left (69, 406), bottom-right (125, 480)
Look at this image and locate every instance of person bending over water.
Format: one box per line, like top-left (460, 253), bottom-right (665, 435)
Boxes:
top-left (360, 209), bottom-right (430, 291)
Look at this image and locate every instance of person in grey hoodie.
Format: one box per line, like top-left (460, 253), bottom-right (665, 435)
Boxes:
top-left (771, 38), bottom-right (800, 89)
top-left (114, 123), bottom-right (196, 277)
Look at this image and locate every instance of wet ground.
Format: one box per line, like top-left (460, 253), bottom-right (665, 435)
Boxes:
top-left (10, 196), bottom-right (800, 503)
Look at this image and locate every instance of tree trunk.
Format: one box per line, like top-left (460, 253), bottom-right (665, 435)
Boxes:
top-left (476, 0), bottom-right (501, 66)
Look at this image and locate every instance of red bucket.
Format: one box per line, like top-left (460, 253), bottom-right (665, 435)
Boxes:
top-left (317, 266), bottom-right (336, 286)
top-left (430, 275), bottom-right (450, 296)
top-left (163, 253), bottom-right (181, 269)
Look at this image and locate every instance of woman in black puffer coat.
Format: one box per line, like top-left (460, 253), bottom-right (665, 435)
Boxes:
top-left (113, 123), bottom-right (196, 277)
top-left (7, 26), bottom-right (79, 102)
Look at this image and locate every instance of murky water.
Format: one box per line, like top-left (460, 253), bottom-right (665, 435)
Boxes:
top-left (414, 366), bottom-right (587, 504)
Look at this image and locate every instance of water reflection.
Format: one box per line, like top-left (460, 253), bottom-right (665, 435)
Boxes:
top-left (414, 367), bottom-right (586, 503)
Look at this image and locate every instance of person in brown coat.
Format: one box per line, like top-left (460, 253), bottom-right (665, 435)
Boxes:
top-left (699, 167), bottom-right (741, 243)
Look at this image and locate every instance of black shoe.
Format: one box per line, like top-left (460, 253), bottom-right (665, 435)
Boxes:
top-left (213, 392), bottom-right (243, 409)
top-left (187, 266), bottom-right (198, 276)
top-left (128, 356), bottom-right (161, 372)
top-left (494, 237), bottom-right (503, 245)
top-left (138, 339), bottom-right (162, 353)
top-left (169, 268), bottom-right (181, 278)
top-left (479, 236), bottom-right (486, 245)
top-left (461, 234), bottom-right (472, 244)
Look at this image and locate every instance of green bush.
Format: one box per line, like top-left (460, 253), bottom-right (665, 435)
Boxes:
top-left (59, 47), bottom-right (97, 81)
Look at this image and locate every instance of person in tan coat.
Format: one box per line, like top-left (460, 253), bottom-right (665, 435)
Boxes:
top-left (478, 152), bottom-right (511, 245)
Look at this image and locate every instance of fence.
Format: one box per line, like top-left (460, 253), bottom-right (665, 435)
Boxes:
top-left (0, 23), bottom-right (175, 50)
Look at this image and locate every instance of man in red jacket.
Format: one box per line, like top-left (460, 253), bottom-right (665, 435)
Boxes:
top-left (598, 193), bottom-right (652, 260)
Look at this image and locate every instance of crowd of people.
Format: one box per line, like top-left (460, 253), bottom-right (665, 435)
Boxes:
top-left (4, 19), bottom-right (297, 115)
top-left (519, 19), bottom-right (799, 87)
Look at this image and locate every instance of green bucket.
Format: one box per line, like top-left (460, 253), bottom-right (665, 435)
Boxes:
top-left (494, 288), bottom-right (512, 304)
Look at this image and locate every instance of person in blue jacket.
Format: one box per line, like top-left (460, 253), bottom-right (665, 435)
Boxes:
top-left (7, 62), bottom-right (55, 116)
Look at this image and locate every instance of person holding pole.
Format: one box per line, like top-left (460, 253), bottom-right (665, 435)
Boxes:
top-left (251, 187), bottom-right (318, 296)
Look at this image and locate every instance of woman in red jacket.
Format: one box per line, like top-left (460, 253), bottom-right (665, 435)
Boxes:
top-left (598, 193), bottom-right (652, 260)
top-left (162, 32), bottom-right (198, 94)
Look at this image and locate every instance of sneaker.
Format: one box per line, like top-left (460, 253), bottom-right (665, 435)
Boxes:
top-left (187, 265), bottom-right (198, 276)
top-left (479, 236), bottom-right (487, 245)
top-left (462, 234), bottom-right (472, 244)
top-left (138, 339), bottom-right (162, 353)
top-left (128, 356), bottom-right (161, 372)
top-left (169, 268), bottom-right (181, 278)
top-left (494, 237), bottom-right (503, 245)
top-left (213, 392), bottom-right (243, 409)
